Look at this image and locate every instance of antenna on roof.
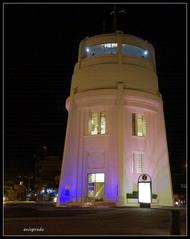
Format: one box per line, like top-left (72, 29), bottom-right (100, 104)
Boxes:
top-left (110, 4), bottom-right (126, 32)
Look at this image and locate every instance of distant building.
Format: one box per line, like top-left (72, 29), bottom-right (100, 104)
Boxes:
top-left (34, 155), bottom-right (62, 189)
top-left (4, 160), bottom-right (32, 201)
top-left (4, 182), bottom-right (26, 201)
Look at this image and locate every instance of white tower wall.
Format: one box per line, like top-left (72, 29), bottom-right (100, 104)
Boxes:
top-left (57, 32), bottom-right (173, 207)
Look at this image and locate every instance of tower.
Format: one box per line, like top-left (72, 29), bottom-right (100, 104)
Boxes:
top-left (57, 31), bottom-right (173, 207)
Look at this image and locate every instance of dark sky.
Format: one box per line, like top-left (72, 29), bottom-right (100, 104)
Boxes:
top-left (4, 3), bottom-right (186, 175)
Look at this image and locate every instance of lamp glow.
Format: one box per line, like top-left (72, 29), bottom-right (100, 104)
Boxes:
top-left (53, 196), bottom-right (57, 203)
top-left (103, 43), bottom-right (117, 48)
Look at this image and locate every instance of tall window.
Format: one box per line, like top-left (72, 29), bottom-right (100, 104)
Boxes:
top-left (132, 113), bottom-right (146, 137)
top-left (133, 152), bottom-right (144, 174)
top-left (88, 111), bottom-right (106, 135)
top-left (100, 112), bottom-right (106, 134)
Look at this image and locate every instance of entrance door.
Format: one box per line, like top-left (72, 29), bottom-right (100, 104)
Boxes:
top-left (88, 173), bottom-right (104, 201)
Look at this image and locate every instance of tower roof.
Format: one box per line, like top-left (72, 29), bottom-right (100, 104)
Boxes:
top-left (70, 31), bottom-right (158, 96)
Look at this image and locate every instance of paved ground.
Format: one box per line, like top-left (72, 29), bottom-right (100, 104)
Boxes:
top-left (3, 202), bottom-right (187, 236)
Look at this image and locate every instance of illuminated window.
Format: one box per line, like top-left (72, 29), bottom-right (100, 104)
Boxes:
top-left (100, 112), bottom-right (106, 134)
top-left (89, 112), bottom-right (106, 135)
top-left (89, 112), bottom-right (99, 135)
top-left (88, 173), bottom-right (104, 200)
top-left (83, 43), bottom-right (118, 58)
top-left (133, 152), bottom-right (144, 174)
top-left (103, 43), bottom-right (118, 48)
top-left (122, 44), bottom-right (150, 59)
top-left (132, 113), bottom-right (146, 137)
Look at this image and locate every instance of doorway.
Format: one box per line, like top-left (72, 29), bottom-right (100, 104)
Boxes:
top-left (87, 173), bottom-right (104, 201)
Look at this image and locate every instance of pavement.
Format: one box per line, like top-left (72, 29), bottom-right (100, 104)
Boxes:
top-left (3, 202), bottom-right (187, 236)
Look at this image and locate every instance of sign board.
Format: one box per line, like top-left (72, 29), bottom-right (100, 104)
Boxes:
top-left (138, 174), bottom-right (152, 206)
top-left (138, 182), bottom-right (151, 203)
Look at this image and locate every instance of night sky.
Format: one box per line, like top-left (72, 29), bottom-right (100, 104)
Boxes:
top-left (4, 3), bottom-right (186, 176)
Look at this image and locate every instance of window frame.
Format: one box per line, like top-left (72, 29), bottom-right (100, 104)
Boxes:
top-left (87, 173), bottom-right (105, 199)
top-left (132, 113), bottom-right (146, 137)
top-left (88, 111), bottom-right (107, 136)
top-left (83, 42), bottom-right (118, 58)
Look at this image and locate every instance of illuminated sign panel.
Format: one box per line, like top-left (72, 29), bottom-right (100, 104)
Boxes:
top-left (138, 182), bottom-right (151, 203)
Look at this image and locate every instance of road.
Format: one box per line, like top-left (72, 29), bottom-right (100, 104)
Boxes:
top-left (3, 202), bottom-right (187, 236)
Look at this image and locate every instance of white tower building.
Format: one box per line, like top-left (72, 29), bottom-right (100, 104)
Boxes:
top-left (57, 31), bottom-right (173, 207)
